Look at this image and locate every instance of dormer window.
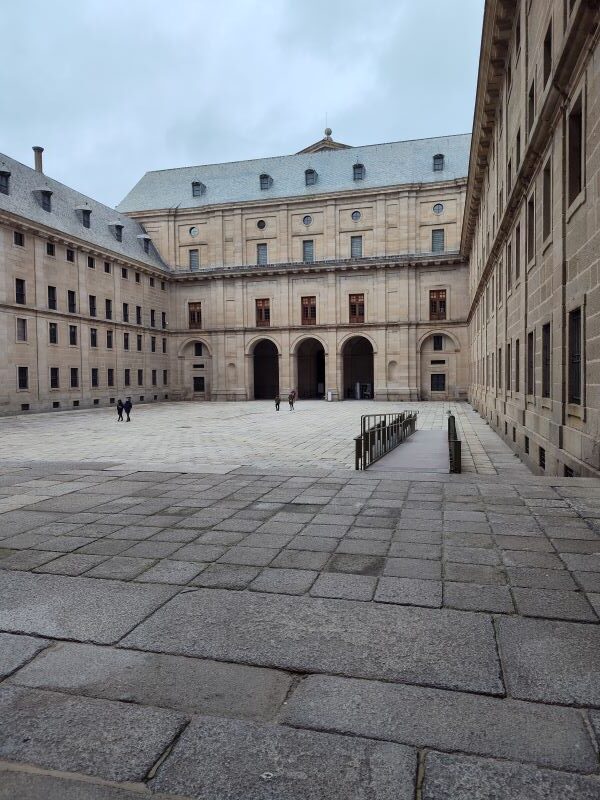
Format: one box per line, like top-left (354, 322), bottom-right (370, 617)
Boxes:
top-left (137, 234), bottom-right (151, 254)
top-left (40, 190), bottom-right (52, 212)
top-left (0, 171), bottom-right (10, 195)
top-left (353, 163), bottom-right (365, 181)
top-left (114, 224), bottom-right (123, 242)
top-left (192, 181), bottom-right (206, 197)
top-left (305, 169), bottom-right (317, 186)
top-left (433, 154), bottom-right (444, 172)
top-left (259, 173), bottom-right (272, 190)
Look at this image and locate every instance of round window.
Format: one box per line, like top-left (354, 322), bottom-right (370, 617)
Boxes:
top-left (189, 226), bottom-right (199, 237)
top-left (257, 219), bottom-right (266, 230)
top-left (433, 203), bottom-right (444, 215)
top-left (302, 215), bottom-right (312, 226)
top-left (351, 210), bottom-right (361, 221)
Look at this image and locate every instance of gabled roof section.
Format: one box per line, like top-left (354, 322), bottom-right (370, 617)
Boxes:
top-left (297, 128), bottom-right (352, 153)
top-left (117, 133), bottom-right (472, 213)
top-left (0, 153), bottom-right (169, 271)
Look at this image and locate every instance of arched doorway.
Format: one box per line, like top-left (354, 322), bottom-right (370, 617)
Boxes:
top-left (253, 340), bottom-right (279, 399)
top-left (419, 332), bottom-right (457, 400)
top-left (342, 336), bottom-right (374, 399)
top-left (297, 338), bottom-right (325, 398)
top-left (179, 339), bottom-right (212, 400)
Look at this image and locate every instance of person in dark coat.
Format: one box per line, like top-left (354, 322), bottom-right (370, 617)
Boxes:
top-left (288, 392), bottom-right (295, 411)
top-left (275, 394), bottom-right (281, 411)
top-left (123, 397), bottom-right (133, 422)
top-left (116, 399), bottom-right (124, 422)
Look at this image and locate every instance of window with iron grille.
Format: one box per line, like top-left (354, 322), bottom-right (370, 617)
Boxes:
top-left (123, 303), bottom-right (129, 322)
top-left (16, 318), bottom-right (27, 342)
top-left (107, 368), bottom-right (114, 387)
top-left (104, 261), bottom-right (111, 273)
top-left (257, 243), bottom-right (268, 265)
top-left (124, 369), bottom-right (130, 387)
top-left (163, 369), bottom-right (168, 385)
top-left (507, 241), bottom-right (512, 290)
top-left (256, 298), bottom-right (270, 327)
top-left (162, 338), bottom-right (167, 354)
top-left (527, 194), bottom-right (535, 262)
top-left (88, 256), bottom-right (95, 269)
top-left (539, 447), bottom-right (546, 470)
top-left (70, 367), bottom-right (79, 388)
top-left (189, 249), bottom-right (199, 270)
top-left (527, 330), bottom-right (534, 395)
top-left (433, 334), bottom-right (443, 351)
top-left (543, 22), bottom-right (552, 86)
top-left (161, 311), bottom-right (166, 329)
top-left (48, 322), bottom-right (58, 345)
top-left (121, 267), bottom-right (128, 279)
top-left (105, 298), bottom-right (112, 319)
top-left (433, 154), bottom-right (444, 171)
top-left (542, 323), bottom-right (551, 398)
top-left (543, 159), bottom-right (552, 241)
top-left (191, 181), bottom-right (205, 197)
top-left (353, 163), bottom-right (365, 181)
top-left (568, 307), bottom-right (582, 404)
top-left (15, 278), bottom-right (26, 304)
top-left (152, 369), bottom-right (157, 386)
top-left (123, 333), bottom-right (129, 351)
top-left (151, 336), bottom-right (156, 353)
top-left (90, 328), bottom-right (97, 348)
top-left (136, 306), bottom-right (142, 325)
top-left (349, 293), bottom-right (365, 324)
top-left (91, 368), bottom-right (99, 388)
top-left (138, 369), bottom-right (143, 386)
top-left (135, 272), bottom-right (140, 283)
top-left (50, 367), bottom-right (59, 389)
top-left (106, 330), bottom-right (113, 349)
top-left (431, 373), bottom-right (446, 391)
top-left (47, 286), bottom-right (57, 310)
top-left (515, 223), bottom-right (521, 280)
top-left (305, 169), bottom-right (317, 186)
top-left (67, 248), bottom-right (75, 263)
top-left (189, 302), bottom-right (202, 329)
top-left (515, 339), bottom-right (520, 392)
top-left (350, 236), bottom-right (362, 258)
top-left (259, 174), bottom-right (272, 189)
top-left (429, 290), bottom-right (446, 320)
top-left (68, 291), bottom-right (77, 313)
top-left (0, 171), bottom-right (10, 195)
top-left (14, 231), bottom-right (25, 247)
top-left (137, 334), bottom-right (142, 352)
top-left (151, 310), bottom-right (156, 328)
top-left (46, 242), bottom-right (55, 257)
top-left (302, 240), bottom-right (314, 262)
top-left (497, 347), bottom-right (502, 389)
top-left (18, 366), bottom-right (29, 390)
top-left (431, 229), bottom-right (445, 252)
top-left (301, 296), bottom-right (316, 325)
top-left (506, 342), bottom-right (511, 390)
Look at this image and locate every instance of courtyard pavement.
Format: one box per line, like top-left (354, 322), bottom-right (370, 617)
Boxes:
top-left (0, 401), bottom-right (599, 798)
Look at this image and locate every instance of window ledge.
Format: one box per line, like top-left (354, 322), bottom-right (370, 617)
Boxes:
top-left (542, 237), bottom-right (553, 255)
top-left (567, 403), bottom-right (585, 421)
top-left (567, 189), bottom-right (586, 222)
top-left (541, 397), bottom-right (552, 410)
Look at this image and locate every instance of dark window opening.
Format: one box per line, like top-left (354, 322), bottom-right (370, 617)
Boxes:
top-left (49, 322), bottom-right (59, 345)
top-left (15, 278), bottom-right (26, 304)
top-left (527, 330), bottom-right (534, 395)
top-left (18, 366), bottom-right (29, 390)
top-left (542, 323), bottom-right (551, 398)
top-left (189, 302), bottom-right (202, 329)
top-left (568, 94), bottom-right (583, 205)
top-left (568, 307), bottom-right (582, 404)
top-left (433, 335), bottom-right (443, 351)
top-left (349, 293), bottom-right (365, 324)
top-left (433, 154), bottom-right (444, 171)
top-left (46, 242), bottom-right (55, 256)
top-left (256, 298), bottom-right (270, 327)
top-left (305, 169), bottom-right (317, 186)
top-left (543, 22), bottom-right (552, 86)
top-left (431, 373), bottom-right (446, 391)
top-left (353, 163), bottom-right (365, 181)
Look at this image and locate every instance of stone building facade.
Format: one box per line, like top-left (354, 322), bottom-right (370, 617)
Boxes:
top-left (465, 0), bottom-right (600, 477)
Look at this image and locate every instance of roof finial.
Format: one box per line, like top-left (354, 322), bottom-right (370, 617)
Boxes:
top-left (324, 126), bottom-right (332, 138)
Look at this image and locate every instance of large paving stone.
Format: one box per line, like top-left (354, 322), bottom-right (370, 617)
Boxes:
top-left (151, 715), bottom-right (416, 800)
top-left (281, 674), bottom-right (596, 772)
top-left (0, 685), bottom-right (186, 781)
top-left (496, 617), bottom-right (600, 705)
top-left (11, 641), bottom-right (292, 720)
top-left (0, 570), bottom-right (177, 644)
top-left (421, 752), bottom-right (600, 800)
top-left (0, 633), bottom-right (48, 678)
top-left (0, 771), bottom-right (153, 800)
top-left (121, 588), bottom-right (503, 693)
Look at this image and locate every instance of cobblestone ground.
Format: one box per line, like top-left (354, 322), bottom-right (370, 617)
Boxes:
top-left (0, 402), bottom-right (599, 798)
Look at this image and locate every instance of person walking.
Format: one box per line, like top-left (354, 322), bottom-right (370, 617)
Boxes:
top-left (116, 399), bottom-right (124, 422)
top-left (275, 394), bottom-right (281, 411)
top-left (288, 391), bottom-right (295, 411)
top-left (123, 397), bottom-right (133, 422)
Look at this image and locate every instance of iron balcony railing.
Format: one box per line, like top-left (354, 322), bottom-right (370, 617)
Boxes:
top-left (355, 411), bottom-right (418, 470)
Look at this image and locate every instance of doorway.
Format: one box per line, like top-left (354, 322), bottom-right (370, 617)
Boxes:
top-left (253, 339), bottom-right (279, 399)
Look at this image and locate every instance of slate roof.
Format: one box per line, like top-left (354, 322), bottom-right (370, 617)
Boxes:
top-left (117, 133), bottom-right (471, 213)
top-left (0, 153), bottom-right (169, 271)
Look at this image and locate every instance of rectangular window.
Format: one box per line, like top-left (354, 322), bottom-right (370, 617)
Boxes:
top-left (88, 256), bottom-right (95, 269)
top-left (543, 22), bottom-right (552, 86)
top-left (568, 95), bottom-right (583, 205)
top-left (91, 368), bottom-right (99, 388)
top-left (50, 367), bottom-right (59, 389)
top-left (69, 325), bottom-right (77, 346)
top-left (17, 366), bottom-right (28, 391)
top-left (121, 267), bottom-right (128, 279)
top-left (123, 302), bottom-right (129, 322)
top-left (194, 342), bottom-right (203, 356)
top-left (105, 299), bottom-right (112, 320)
top-left (350, 236), bottom-right (363, 258)
top-left (433, 335), bottom-right (443, 351)
top-left (124, 369), bottom-right (131, 387)
top-left (528, 80), bottom-right (535, 134)
top-left (48, 322), bottom-right (58, 345)
top-left (149, 277), bottom-right (155, 287)
top-left (256, 298), bottom-right (270, 327)
top-left (161, 281), bottom-right (166, 291)
top-left (507, 159), bottom-right (512, 193)
top-left (137, 369), bottom-right (143, 386)
top-left (104, 261), bottom-right (111, 274)
top-left (70, 367), bottom-right (79, 388)
top-left (349, 293), bottom-right (365, 324)
top-left (507, 241), bottom-right (512, 290)
top-left (527, 330), bottom-right (535, 395)
top-left (542, 323), bottom-right (551, 398)
top-left (68, 290), bottom-right (77, 314)
top-left (0, 172), bottom-right (9, 195)
top-left (302, 240), bottom-right (314, 262)
top-left (150, 309), bottom-right (156, 328)
top-left (431, 229), bottom-right (445, 253)
top-left (136, 306), bottom-right (142, 325)
top-left (301, 296), bottom-right (316, 325)
top-left (189, 249), bottom-right (199, 270)
top-left (193, 376), bottom-right (205, 392)
top-left (568, 307), bottom-right (582, 404)
top-left (429, 289), bottom-right (447, 320)
top-left (515, 223), bottom-right (521, 280)
top-left (135, 272), bottom-right (140, 283)
top-left (137, 334), bottom-right (143, 352)
top-left (15, 278), bottom-right (26, 305)
top-left (47, 285), bottom-right (57, 310)
top-left (497, 347), bottom-right (502, 390)
top-left (527, 194), bottom-right (535, 263)
top-left (506, 341), bottom-right (511, 390)
top-left (89, 295), bottom-right (97, 317)
top-left (46, 242), bottom-right (55, 257)
top-left (431, 374), bottom-right (446, 392)
top-left (257, 243), bottom-right (268, 265)
top-left (539, 447), bottom-right (546, 470)
top-left (163, 369), bottom-right (168, 385)
top-left (162, 338), bottom-right (167, 354)
top-left (14, 231), bottom-right (24, 247)
top-left (107, 368), bottom-right (114, 387)
top-left (16, 318), bottom-right (27, 342)
top-left (66, 248), bottom-right (75, 263)
top-left (106, 330), bottom-right (113, 349)
top-left (152, 369), bottom-right (157, 386)
top-left (543, 159), bottom-right (552, 241)
top-left (515, 339), bottom-right (520, 392)
top-left (516, 129), bottom-right (521, 168)
top-left (124, 332), bottom-right (130, 350)
top-left (189, 302), bottom-right (202, 329)
top-left (151, 336), bottom-right (156, 352)
top-left (161, 311), bottom-right (166, 329)
top-left (90, 327), bottom-right (97, 348)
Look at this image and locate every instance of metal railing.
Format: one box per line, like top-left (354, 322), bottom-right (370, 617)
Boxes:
top-left (448, 413), bottom-right (462, 473)
top-left (355, 411), bottom-right (417, 470)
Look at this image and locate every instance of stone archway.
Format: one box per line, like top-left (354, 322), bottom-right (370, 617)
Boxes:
top-left (296, 338), bottom-right (325, 399)
top-left (179, 339), bottom-right (212, 400)
top-left (342, 336), bottom-right (374, 399)
top-left (253, 339), bottom-right (279, 399)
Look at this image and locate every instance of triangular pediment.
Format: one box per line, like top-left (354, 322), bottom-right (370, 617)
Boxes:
top-left (297, 129), bottom-right (351, 154)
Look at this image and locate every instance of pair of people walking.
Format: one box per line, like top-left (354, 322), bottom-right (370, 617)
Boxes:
top-left (116, 397), bottom-right (133, 422)
top-left (275, 391), bottom-right (295, 411)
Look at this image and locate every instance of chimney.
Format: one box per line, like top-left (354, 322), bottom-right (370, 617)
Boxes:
top-left (33, 146), bottom-right (44, 173)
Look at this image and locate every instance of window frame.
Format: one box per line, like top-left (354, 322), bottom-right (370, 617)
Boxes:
top-left (349, 293), bottom-right (365, 324)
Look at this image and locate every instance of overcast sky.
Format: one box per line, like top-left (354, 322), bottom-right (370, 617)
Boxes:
top-left (2, 0), bottom-right (484, 207)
